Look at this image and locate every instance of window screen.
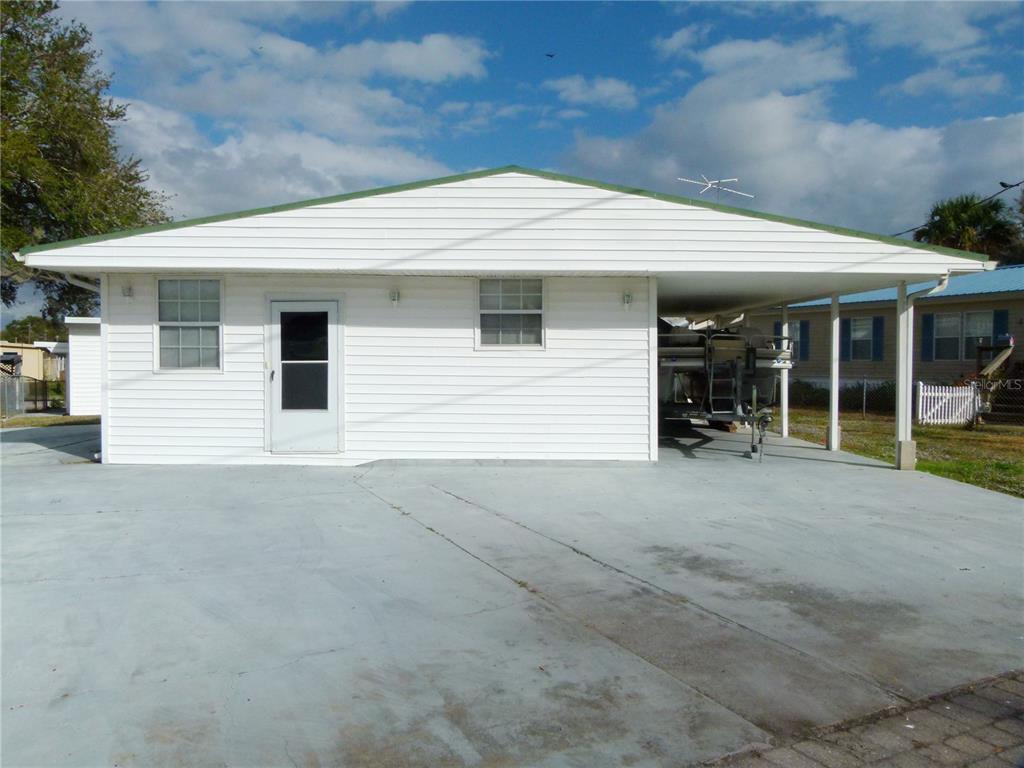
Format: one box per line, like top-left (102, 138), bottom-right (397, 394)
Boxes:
top-left (850, 317), bottom-right (872, 361)
top-left (933, 313), bottom-right (961, 361)
top-left (158, 279), bottom-right (220, 368)
top-left (480, 279), bottom-right (543, 345)
top-left (963, 311), bottom-right (993, 361)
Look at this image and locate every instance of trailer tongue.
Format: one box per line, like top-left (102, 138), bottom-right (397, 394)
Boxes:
top-left (659, 328), bottom-right (794, 460)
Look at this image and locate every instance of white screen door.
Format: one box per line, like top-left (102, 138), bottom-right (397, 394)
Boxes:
top-left (269, 300), bottom-right (339, 453)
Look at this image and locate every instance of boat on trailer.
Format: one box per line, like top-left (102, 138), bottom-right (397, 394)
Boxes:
top-left (658, 324), bottom-right (794, 457)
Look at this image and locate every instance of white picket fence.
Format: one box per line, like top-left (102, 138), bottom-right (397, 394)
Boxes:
top-left (916, 381), bottom-right (980, 426)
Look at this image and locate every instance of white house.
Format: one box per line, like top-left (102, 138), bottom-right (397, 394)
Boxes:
top-left (65, 317), bottom-right (101, 415)
top-left (17, 167), bottom-right (987, 467)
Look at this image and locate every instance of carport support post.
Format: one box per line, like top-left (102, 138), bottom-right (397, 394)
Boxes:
top-left (828, 293), bottom-right (840, 451)
top-left (895, 282), bottom-right (916, 470)
top-left (780, 305), bottom-right (790, 438)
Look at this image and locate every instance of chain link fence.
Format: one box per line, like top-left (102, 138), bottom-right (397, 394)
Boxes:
top-left (979, 376), bottom-right (1024, 425)
top-left (0, 376), bottom-right (65, 417)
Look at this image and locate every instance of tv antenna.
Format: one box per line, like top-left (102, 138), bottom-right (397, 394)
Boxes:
top-left (677, 174), bottom-right (754, 202)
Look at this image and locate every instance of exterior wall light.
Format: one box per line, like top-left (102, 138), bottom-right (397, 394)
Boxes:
top-left (623, 291), bottom-right (633, 307)
top-left (389, 289), bottom-right (400, 306)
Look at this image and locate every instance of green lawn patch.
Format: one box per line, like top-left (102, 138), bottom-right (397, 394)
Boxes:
top-left (785, 407), bottom-right (1024, 498)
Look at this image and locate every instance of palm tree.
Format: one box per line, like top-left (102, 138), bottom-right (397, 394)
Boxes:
top-left (914, 194), bottom-right (1018, 260)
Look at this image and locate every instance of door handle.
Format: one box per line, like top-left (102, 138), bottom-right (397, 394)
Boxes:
top-left (270, 369), bottom-right (275, 381)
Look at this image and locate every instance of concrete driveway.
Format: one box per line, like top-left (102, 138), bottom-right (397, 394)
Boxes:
top-left (2, 425), bottom-right (1021, 767)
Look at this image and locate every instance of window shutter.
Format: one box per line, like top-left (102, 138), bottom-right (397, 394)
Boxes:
top-left (799, 320), bottom-right (810, 361)
top-left (872, 316), bottom-right (884, 361)
top-left (773, 320), bottom-right (781, 337)
top-left (993, 309), bottom-right (1009, 343)
top-left (840, 318), bottom-right (851, 361)
top-left (921, 313), bottom-right (934, 362)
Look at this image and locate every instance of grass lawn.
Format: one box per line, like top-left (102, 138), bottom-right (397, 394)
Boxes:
top-left (1, 415), bottom-right (100, 429)
top-left (786, 407), bottom-right (1024, 498)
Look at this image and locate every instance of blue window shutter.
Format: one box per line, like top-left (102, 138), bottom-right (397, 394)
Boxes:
top-left (773, 320), bottom-right (781, 337)
top-left (799, 320), bottom-right (810, 361)
top-left (993, 309), bottom-right (1009, 343)
top-left (921, 313), bottom-right (934, 362)
top-left (840, 318), bottom-right (851, 361)
top-left (872, 316), bottom-right (884, 361)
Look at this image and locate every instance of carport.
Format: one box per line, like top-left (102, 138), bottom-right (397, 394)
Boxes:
top-left (652, 242), bottom-right (988, 469)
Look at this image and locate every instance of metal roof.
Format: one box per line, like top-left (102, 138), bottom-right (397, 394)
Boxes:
top-left (793, 264), bottom-right (1024, 307)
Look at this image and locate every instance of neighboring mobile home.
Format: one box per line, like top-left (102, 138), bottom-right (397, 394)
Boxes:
top-left (0, 341), bottom-right (63, 381)
top-left (750, 265), bottom-right (1024, 386)
top-left (17, 167), bottom-right (987, 466)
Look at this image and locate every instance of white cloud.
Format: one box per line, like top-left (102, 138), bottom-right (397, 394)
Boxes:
top-left (816, 2), bottom-right (1015, 59)
top-left (562, 34), bottom-right (1024, 235)
top-left (557, 109), bottom-right (587, 120)
top-left (893, 68), bottom-right (1007, 98)
top-left (696, 37), bottom-right (853, 93)
top-left (116, 100), bottom-right (450, 219)
top-left (447, 101), bottom-right (534, 135)
top-left (653, 24), bottom-right (709, 59)
top-left (542, 75), bottom-right (638, 110)
top-left (166, 69), bottom-right (428, 142)
top-left (328, 34), bottom-right (490, 83)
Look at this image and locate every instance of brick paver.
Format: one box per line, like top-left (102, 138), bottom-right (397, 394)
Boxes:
top-left (709, 672), bottom-right (1024, 768)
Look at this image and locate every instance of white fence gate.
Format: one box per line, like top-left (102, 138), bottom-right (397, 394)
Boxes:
top-left (916, 381), bottom-right (980, 426)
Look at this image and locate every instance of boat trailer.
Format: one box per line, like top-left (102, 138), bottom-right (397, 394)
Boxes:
top-left (658, 328), bottom-right (794, 460)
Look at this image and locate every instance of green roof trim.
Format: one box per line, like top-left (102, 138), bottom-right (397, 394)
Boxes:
top-left (19, 164), bottom-right (987, 262)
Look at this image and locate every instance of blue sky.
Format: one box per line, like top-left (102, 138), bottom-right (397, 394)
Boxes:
top-left (5, 1), bottom-right (1023, 322)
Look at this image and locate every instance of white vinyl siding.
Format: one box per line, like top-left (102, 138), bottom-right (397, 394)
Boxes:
top-left (67, 323), bottom-right (101, 415)
top-left (25, 173), bottom-right (983, 277)
top-left (103, 273), bottom-right (652, 465)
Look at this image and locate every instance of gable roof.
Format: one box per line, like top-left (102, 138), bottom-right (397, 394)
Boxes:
top-left (17, 165), bottom-right (987, 262)
top-left (793, 264), bottom-right (1024, 307)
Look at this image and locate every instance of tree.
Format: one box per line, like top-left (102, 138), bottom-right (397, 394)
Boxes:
top-left (1002, 190), bottom-right (1024, 266)
top-left (1, 314), bottom-right (66, 343)
top-left (913, 194), bottom-right (1019, 263)
top-left (1, 1), bottom-right (167, 320)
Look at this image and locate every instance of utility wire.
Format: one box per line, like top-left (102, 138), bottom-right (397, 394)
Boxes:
top-left (891, 179), bottom-right (1023, 238)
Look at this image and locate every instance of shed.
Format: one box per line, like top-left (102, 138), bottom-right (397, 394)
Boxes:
top-left (16, 167), bottom-right (988, 467)
top-left (65, 317), bottom-right (101, 416)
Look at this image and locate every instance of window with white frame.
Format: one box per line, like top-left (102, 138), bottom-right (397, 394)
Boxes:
top-left (963, 311), bottom-right (993, 361)
top-left (933, 312), bottom-right (961, 361)
top-left (789, 321), bottom-right (801, 359)
top-left (479, 279), bottom-right (543, 346)
top-left (850, 317), bottom-right (873, 361)
top-left (157, 279), bottom-right (221, 368)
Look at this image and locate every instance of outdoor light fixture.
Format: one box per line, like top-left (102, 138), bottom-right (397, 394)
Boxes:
top-left (623, 291), bottom-right (633, 307)
top-left (389, 289), bottom-right (400, 306)
top-left (121, 284), bottom-right (133, 297)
